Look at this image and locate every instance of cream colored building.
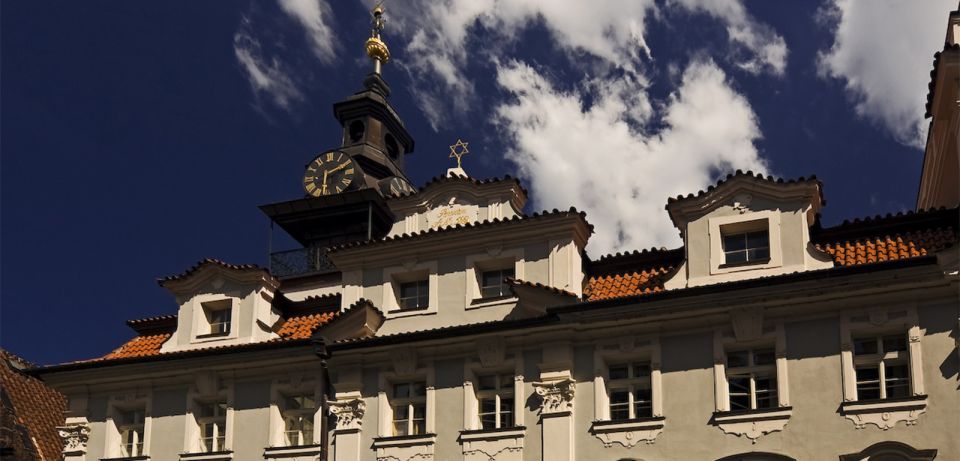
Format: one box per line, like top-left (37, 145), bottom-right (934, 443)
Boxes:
top-left (38, 7), bottom-right (960, 461)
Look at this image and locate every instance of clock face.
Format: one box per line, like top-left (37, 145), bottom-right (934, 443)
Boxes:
top-left (303, 151), bottom-right (358, 197)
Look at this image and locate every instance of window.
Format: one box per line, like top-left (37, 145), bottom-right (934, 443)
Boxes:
top-left (476, 374), bottom-right (514, 429)
top-left (197, 401), bottom-right (227, 452)
top-left (726, 348), bottom-right (777, 411)
top-left (398, 280), bottom-right (429, 311)
top-left (607, 363), bottom-right (652, 420)
top-left (281, 393), bottom-right (315, 446)
top-left (853, 334), bottom-right (910, 400)
top-left (201, 300), bottom-right (232, 337)
top-left (722, 229), bottom-right (769, 265)
top-left (480, 268), bottom-right (514, 299)
top-left (392, 382), bottom-right (426, 436)
top-left (117, 408), bottom-right (145, 457)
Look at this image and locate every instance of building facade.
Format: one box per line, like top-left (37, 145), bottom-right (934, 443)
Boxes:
top-left (37, 7), bottom-right (959, 461)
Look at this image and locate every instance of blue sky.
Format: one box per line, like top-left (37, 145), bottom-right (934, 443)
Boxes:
top-left (1, 0), bottom-right (954, 365)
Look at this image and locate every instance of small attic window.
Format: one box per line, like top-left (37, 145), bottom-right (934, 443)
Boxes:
top-left (720, 220), bottom-right (769, 267)
top-left (200, 299), bottom-right (232, 338)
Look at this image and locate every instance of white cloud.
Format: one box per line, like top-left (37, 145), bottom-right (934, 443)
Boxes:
top-left (388, 0), bottom-right (787, 129)
top-left (817, 0), bottom-right (955, 148)
top-left (278, 0), bottom-right (338, 63)
top-left (234, 18), bottom-right (304, 110)
top-left (494, 59), bottom-right (767, 253)
top-left (668, 0), bottom-right (788, 75)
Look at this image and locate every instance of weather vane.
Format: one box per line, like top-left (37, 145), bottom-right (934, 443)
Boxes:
top-left (449, 139), bottom-right (470, 169)
top-left (365, 3), bottom-right (390, 74)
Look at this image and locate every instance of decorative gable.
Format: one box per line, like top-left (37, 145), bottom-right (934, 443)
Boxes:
top-left (664, 171), bottom-right (834, 288)
top-left (158, 259), bottom-right (282, 353)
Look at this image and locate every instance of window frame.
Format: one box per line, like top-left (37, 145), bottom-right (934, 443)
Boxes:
top-left (195, 400), bottom-right (228, 453)
top-left (840, 308), bottom-right (924, 403)
top-left (606, 362), bottom-right (653, 421)
top-left (377, 367), bottom-right (436, 439)
top-left (708, 210), bottom-right (783, 275)
top-left (192, 297), bottom-right (238, 343)
top-left (592, 337), bottom-right (663, 422)
top-left (280, 392), bottom-right (318, 447)
top-left (390, 381), bottom-right (428, 436)
top-left (382, 263), bottom-right (439, 318)
top-left (724, 348), bottom-right (778, 411)
top-left (712, 322), bottom-right (790, 413)
top-left (474, 372), bottom-right (516, 430)
top-left (105, 394), bottom-right (152, 460)
top-left (465, 251), bottom-right (524, 308)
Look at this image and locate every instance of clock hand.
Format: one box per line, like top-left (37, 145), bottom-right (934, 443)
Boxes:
top-left (327, 162), bottom-right (351, 174)
top-left (321, 169), bottom-right (329, 194)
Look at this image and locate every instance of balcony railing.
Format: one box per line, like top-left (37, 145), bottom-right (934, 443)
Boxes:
top-left (269, 247), bottom-right (337, 278)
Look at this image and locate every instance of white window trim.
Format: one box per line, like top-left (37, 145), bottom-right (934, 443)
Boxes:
top-left (710, 323), bottom-right (791, 442)
top-left (382, 262), bottom-right (439, 318)
top-left (708, 210), bottom-right (782, 275)
top-left (462, 358), bottom-right (525, 431)
top-left (839, 306), bottom-right (927, 430)
top-left (104, 392), bottom-right (152, 459)
top-left (268, 377), bottom-right (321, 448)
top-left (190, 296), bottom-right (239, 344)
top-left (589, 336), bottom-right (664, 448)
top-left (376, 366), bottom-right (436, 438)
top-left (464, 249), bottom-right (525, 309)
top-left (184, 386), bottom-right (234, 455)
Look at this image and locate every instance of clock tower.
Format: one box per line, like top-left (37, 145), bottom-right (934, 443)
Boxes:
top-left (260, 4), bottom-right (415, 278)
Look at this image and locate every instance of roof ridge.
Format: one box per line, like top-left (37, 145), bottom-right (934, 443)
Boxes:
top-left (328, 207), bottom-right (592, 252)
top-left (666, 170), bottom-right (820, 206)
top-left (157, 258), bottom-right (273, 286)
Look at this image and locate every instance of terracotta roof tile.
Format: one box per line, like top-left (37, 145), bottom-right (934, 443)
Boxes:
top-left (817, 228), bottom-right (954, 266)
top-left (1, 349), bottom-right (66, 460)
top-left (276, 311), bottom-right (337, 339)
top-left (103, 333), bottom-right (174, 360)
top-left (584, 267), bottom-right (673, 301)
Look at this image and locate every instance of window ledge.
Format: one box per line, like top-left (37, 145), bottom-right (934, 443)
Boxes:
top-left (196, 332), bottom-right (230, 339)
top-left (386, 307), bottom-right (436, 319)
top-left (179, 451), bottom-right (233, 461)
top-left (372, 433), bottom-right (437, 448)
top-left (460, 426), bottom-right (526, 441)
top-left (101, 456), bottom-right (150, 461)
top-left (718, 258), bottom-right (770, 269)
top-left (263, 445), bottom-right (321, 458)
top-left (589, 417), bottom-right (665, 448)
top-left (467, 295), bottom-right (518, 310)
top-left (712, 407), bottom-right (792, 442)
top-left (840, 395), bottom-right (927, 430)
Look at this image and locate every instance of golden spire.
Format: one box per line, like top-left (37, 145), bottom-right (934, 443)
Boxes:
top-left (365, 3), bottom-right (390, 75)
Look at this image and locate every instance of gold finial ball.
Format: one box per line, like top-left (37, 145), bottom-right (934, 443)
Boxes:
top-left (372, 4), bottom-right (384, 16)
top-left (365, 37), bottom-right (390, 63)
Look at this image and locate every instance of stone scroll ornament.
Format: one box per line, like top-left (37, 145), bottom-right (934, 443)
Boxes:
top-left (532, 378), bottom-right (575, 414)
top-left (58, 423), bottom-right (91, 454)
top-left (330, 398), bottom-right (366, 430)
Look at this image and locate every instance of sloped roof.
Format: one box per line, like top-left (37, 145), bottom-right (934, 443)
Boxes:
top-left (101, 295), bottom-right (340, 361)
top-left (925, 41), bottom-right (960, 118)
top-left (0, 349), bottom-right (65, 461)
top-left (585, 207), bottom-right (957, 301)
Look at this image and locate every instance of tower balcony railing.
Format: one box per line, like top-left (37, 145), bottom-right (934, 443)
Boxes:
top-left (269, 247), bottom-right (337, 278)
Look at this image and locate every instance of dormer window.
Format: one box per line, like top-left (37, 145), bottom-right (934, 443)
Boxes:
top-left (721, 220), bottom-right (770, 266)
top-left (201, 300), bottom-right (232, 338)
top-left (480, 267), bottom-right (514, 298)
top-left (722, 229), bottom-right (769, 265)
top-left (398, 279), bottom-right (429, 311)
